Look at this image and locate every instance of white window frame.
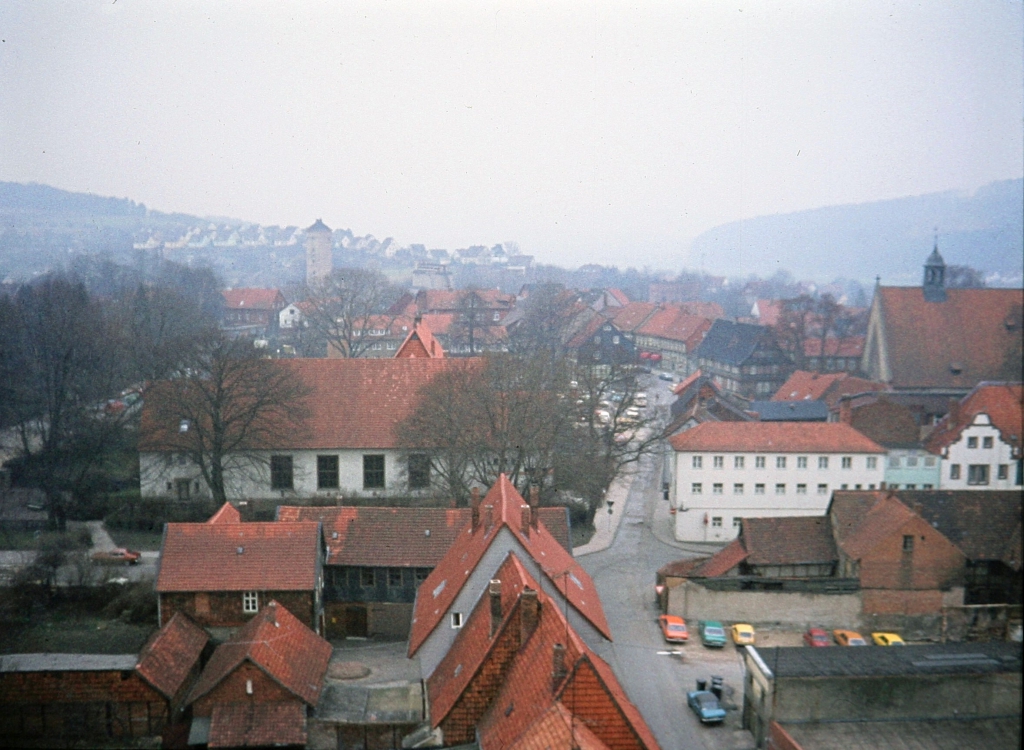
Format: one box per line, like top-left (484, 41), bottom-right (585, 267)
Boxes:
top-left (243, 591), bottom-right (259, 613)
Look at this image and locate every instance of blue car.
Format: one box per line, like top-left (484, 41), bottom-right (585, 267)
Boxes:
top-left (687, 690), bottom-right (727, 724)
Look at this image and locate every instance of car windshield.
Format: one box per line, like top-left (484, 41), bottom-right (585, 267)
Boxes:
top-left (696, 693), bottom-right (719, 708)
top-left (849, 638), bottom-right (867, 645)
top-left (889, 641), bottom-right (905, 646)
top-left (705, 627), bottom-right (725, 636)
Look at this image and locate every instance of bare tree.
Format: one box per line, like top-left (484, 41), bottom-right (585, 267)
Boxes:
top-left (773, 294), bottom-right (816, 370)
top-left (946, 265), bottom-right (987, 289)
top-left (139, 332), bottom-right (310, 505)
top-left (301, 268), bottom-right (404, 358)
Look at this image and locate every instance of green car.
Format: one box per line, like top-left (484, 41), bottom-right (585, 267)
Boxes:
top-left (699, 620), bottom-right (728, 648)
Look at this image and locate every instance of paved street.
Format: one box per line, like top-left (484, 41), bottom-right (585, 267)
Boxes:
top-left (577, 375), bottom-right (757, 750)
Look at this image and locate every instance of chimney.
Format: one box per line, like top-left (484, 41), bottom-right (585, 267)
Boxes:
top-left (521, 505), bottom-right (531, 537)
top-left (484, 504), bottom-right (494, 531)
top-left (552, 643), bottom-right (568, 694)
top-left (839, 397), bottom-right (852, 425)
top-left (489, 579), bottom-right (502, 637)
top-left (471, 487), bottom-right (481, 531)
top-left (529, 485), bottom-right (540, 529)
top-left (947, 398), bottom-right (960, 427)
top-left (520, 588), bottom-right (539, 646)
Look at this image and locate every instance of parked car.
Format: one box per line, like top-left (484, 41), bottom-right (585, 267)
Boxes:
top-left (833, 629), bottom-right (868, 646)
top-left (803, 627), bottom-right (831, 647)
top-left (871, 632), bottom-right (906, 646)
top-left (730, 623), bottom-right (755, 646)
top-left (658, 614), bottom-right (689, 643)
top-left (92, 548), bottom-right (141, 565)
top-left (658, 372), bottom-right (675, 382)
top-left (698, 620), bottom-right (728, 648)
top-left (687, 689), bottom-right (727, 724)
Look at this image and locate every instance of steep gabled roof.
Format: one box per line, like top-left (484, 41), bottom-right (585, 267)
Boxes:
top-left (899, 490), bottom-right (1022, 567)
top-left (395, 318), bottom-right (446, 358)
top-left (221, 288), bottom-right (286, 311)
top-left (924, 382), bottom-right (1023, 455)
top-left (742, 516), bottom-right (837, 566)
top-left (773, 370), bottom-right (888, 411)
top-left (634, 306), bottom-right (712, 345)
top-left (408, 475), bottom-right (610, 656)
top-left (276, 505), bottom-right (571, 566)
top-left (207, 502), bottom-right (241, 525)
top-left (873, 286), bottom-right (1022, 388)
top-left (803, 336), bottom-right (865, 358)
top-left (689, 538), bottom-right (748, 577)
top-left (669, 421), bottom-right (885, 454)
top-left (694, 319), bottom-right (779, 366)
top-left (609, 302), bottom-right (659, 333)
top-left (188, 601), bottom-right (332, 708)
top-left (135, 612), bottom-right (209, 700)
top-left (157, 521), bottom-right (320, 592)
top-left (831, 492), bottom-right (917, 561)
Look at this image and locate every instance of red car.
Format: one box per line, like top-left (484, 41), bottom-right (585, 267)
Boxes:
top-left (92, 548), bottom-right (141, 565)
top-left (803, 627), bottom-right (830, 647)
top-left (658, 614), bottom-right (689, 643)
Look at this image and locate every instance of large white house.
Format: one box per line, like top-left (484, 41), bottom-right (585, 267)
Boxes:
top-left (668, 422), bottom-right (886, 543)
top-left (925, 382), bottom-right (1023, 491)
top-left (138, 357), bottom-right (475, 502)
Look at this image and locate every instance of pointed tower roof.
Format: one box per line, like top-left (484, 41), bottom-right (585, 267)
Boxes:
top-left (923, 242), bottom-right (947, 302)
top-left (306, 218), bottom-right (331, 233)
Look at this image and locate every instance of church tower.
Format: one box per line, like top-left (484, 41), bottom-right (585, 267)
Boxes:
top-left (305, 219), bottom-right (333, 285)
top-left (922, 243), bottom-right (947, 303)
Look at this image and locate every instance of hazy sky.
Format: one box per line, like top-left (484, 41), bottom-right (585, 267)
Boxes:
top-left (2, 1), bottom-right (1021, 269)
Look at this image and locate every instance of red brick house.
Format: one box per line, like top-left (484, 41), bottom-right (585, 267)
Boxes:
top-left (276, 503), bottom-right (570, 640)
top-left (0, 612), bottom-right (208, 745)
top-left (186, 600), bottom-right (332, 748)
top-left (221, 288), bottom-right (288, 332)
top-left (428, 553), bottom-right (660, 750)
top-left (157, 507), bottom-right (324, 633)
top-left (408, 475), bottom-right (611, 679)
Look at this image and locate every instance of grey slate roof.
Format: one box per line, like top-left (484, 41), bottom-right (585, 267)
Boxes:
top-left (694, 319), bottom-right (777, 366)
top-left (899, 490), bottom-right (1022, 566)
top-left (748, 400), bottom-right (829, 421)
top-left (0, 654), bottom-right (138, 672)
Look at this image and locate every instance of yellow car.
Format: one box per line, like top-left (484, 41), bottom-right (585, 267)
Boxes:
top-left (730, 623), bottom-right (756, 645)
top-left (871, 632), bottom-right (906, 646)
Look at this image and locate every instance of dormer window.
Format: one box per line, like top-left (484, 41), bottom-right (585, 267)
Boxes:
top-left (179, 420), bottom-right (190, 433)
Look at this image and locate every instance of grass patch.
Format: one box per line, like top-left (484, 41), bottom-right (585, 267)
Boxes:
top-left (108, 529), bottom-right (164, 551)
top-left (571, 521), bottom-right (595, 548)
top-left (1, 616), bottom-right (156, 655)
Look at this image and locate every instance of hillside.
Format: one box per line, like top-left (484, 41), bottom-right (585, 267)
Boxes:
top-left (689, 179), bottom-right (1024, 286)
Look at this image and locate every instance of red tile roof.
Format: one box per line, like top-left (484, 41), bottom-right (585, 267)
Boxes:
top-left (672, 369), bottom-right (704, 396)
top-left (221, 288), bottom-right (286, 311)
top-left (157, 522), bottom-right (320, 592)
top-left (141, 357), bottom-right (482, 451)
top-left (610, 303), bottom-right (659, 332)
top-left (635, 307), bottom-right (712, 346)
top-left (207, 502), bottom-right (241, 525)
top-left (802, 336), bottom-right (865, 358)
top-left (741, 516), bottom-right (837, 566)
top-left (189, 601), bottom-right (332, 708)
top-left (208, 701), bottom-right (307, 749)
top-left (874, 286), bottom-right (1023, 389)
top-left (772, 371), bottom-right (886, 406)
top-left (135, 612), bottom-right (209, 700)
top-left (668, 421), bottom-right (885, 454)
top-left (924, 382), bottom-right (1023, 456)
top-left (831, 493), bottom-right (916, 560)
top-left (408, 475), bottom-right (611, 656)
top-left (395, 319), bottom-right (446, 358)
top-left (690, 538), bottom-right (748, 577)
top-left (502, 703), bottom-right (607, 750)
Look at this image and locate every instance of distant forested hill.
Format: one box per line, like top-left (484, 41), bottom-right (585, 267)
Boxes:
top-left (0, 181), bottom-right (146, 217)
top-left (689, 178), bottom-right (1023, 286)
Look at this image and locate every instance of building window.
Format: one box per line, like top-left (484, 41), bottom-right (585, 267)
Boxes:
top-left (924, 456), bottom-right (936, 467)
top-left (902, 535), bottom-right (914, 552)
top-left (817, 483), bottom-right (828, 495)
top-left (692, 456), bottom-right (703, 469)
top-left (841, 456), bottom-right (852, 469)
top-left (905, 484), bottom-right (916, 489)
top-left (967, 436), bottom-right (978, 448)
top-left (711, 516), bottom-right (723, 528)
top-left (950, 464), bottom-right (961, 480)
top-left (361, 568), bottom-right (376, 587)
top-left (317, 455), bottom-right (339, 489)
top-left (734, 456), bottom-right (745, 469)
top-left (409, 454), bottom-right (431, 489)
top-left (818, 456), bottom-right (829, 469)
top-left (775, 483), bottom-right (786, 495)
top-left (841, 484), bottom-right (848, 490)
top-left (866, 457), bottom-right (877, 469)
top-left (755, 483), bottom-right (765, 494)
top-left (796, 483), bottom-right (807, 494)
top-left (797, 456), bottom-right (807, 469)
top-left (923, 484), bottom-right (934, 489)
top-left (175, 478), bottom-right (192, 501)
top-left (889, 456), bottom-right (901, 468)
top-left (243, 591), bottom-right (259, 613)
top-left (776, 456), bottom-right (786, 469)
top-left (983, 437), bottom-right (993, 449)
top-left (388, 568), bottom-right (403, 587)
top-left (967, 464), bottom-right (990, 486)
top-left (712, 483), bottom-right (723, 494)
top-left (691, 483), bottom-right (702, 494)
top-left (450, 612), bottom-right (463, 629)
top-left (363, 455), bottom-right (385, 489)
top-left (733, 517), bottom-right (741, 528)
top-left (415, 568), bottom-right (430, 585)
top-left (270, 455), bottom-right (294, 490)
top-left (713, 456), bottom-right (724, 468)
top-left (998, 464), bottom-right (1009, 480)
top-left (733, 483), bottom-right (744, 494)
top-left (755, 456), bottom-right (766, 469)
top-left (906, 456), bottom-right (917, 467)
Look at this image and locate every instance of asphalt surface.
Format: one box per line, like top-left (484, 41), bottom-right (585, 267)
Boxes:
top-left (576, 374), bottom-right (757, 750)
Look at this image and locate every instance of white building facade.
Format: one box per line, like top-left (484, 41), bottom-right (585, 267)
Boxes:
top-left (936, 414), bottom-right (1021, 490)
top-left (669, 422), bottom-right (886, 543)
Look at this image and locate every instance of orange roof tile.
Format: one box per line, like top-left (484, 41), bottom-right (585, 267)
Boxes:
top-left (135, 612), bottom-right (209, 700)
top-left (189, 601), bottom-right (332, 708)
top-left (690, 538), bottom-right (748, 577)
top-left (408, 475), bottom-right (610, 656)
top-left (207, 502), bottom-right (241, 524)
top-left (875, 286), bottom-right (1022, 389)
top-left (502, 703), bottom-right (608, 750)
top-left (803, 336), bottom-right (865, 358)
top-left (221, 288), bottom-right (286, 311)
top-left (742, 516), bottom-right (837, 566)
top-left (609, 302), bottom-right (659, 333)
top-left (925, 382), bottom-right (1023, 456)
top-left (772, 371), bottom-right (887, 409)
top-left (395, 319), bottom-right (446, 358)
top-left (635, 306), bottom-right (712, 346)
top-left (157, 522), bottom-right (320, 592)
top-left (834, 493), bottom-right (917, 560)
top-left (669, 421), bottom-right (885, 454)
top-left (208, 702), bottom-right (307, 749)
